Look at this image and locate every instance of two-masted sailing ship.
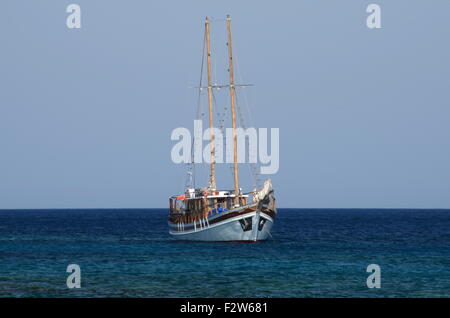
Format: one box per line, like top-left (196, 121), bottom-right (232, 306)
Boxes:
top-left (168, 16), bottom-right (276, 241)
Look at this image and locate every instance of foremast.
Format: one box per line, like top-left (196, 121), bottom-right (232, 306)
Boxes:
top-left (205, 17), bottom-right (216, 190)
top-left (226, 15), bottom-right (240, 207)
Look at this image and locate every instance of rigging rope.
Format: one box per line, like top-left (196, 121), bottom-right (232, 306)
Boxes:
top-left (186, 27), bottom-right (207, 190)
top-left (185, 18), bottom-right (263, 191)
top-left (235, 91), bottom-right (260, 189)
top-left (233, 46), bottom-right (263, 189)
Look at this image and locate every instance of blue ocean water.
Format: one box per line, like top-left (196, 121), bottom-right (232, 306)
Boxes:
top-left (1, 209), bottom-right (450, 297)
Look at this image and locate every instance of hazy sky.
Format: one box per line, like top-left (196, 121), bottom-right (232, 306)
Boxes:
top-left (1, 0), bottom-right (449, 209)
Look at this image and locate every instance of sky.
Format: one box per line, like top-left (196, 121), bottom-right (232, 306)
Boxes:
top-left (1, 0), bottom-right (449, 209)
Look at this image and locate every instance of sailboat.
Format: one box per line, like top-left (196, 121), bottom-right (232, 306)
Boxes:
top-left (168, 16), bottom-right (276, 241)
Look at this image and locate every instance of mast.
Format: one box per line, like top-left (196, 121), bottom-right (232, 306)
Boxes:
top-left (226, 15), bottom-right (240, 206)
top-left (205, 17), bottom-right (216, 189)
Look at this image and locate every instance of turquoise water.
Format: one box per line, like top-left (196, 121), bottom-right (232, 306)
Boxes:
top-left (1, 209), bottom-right (450, 297)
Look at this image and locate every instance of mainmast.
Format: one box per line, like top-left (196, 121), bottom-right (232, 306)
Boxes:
top-left (226, 15), bottom-right (240, 206)
top-left (205, 17), bottom-right (216, 189)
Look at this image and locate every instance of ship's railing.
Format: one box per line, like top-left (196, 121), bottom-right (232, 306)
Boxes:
top-left (168, 185), bottom-right (265, 223)
top-left (168, 191), bottom-right (261, 223)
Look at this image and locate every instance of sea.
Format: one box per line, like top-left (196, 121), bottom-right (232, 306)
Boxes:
top-left (1, 209), bottom-right (450, 298)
